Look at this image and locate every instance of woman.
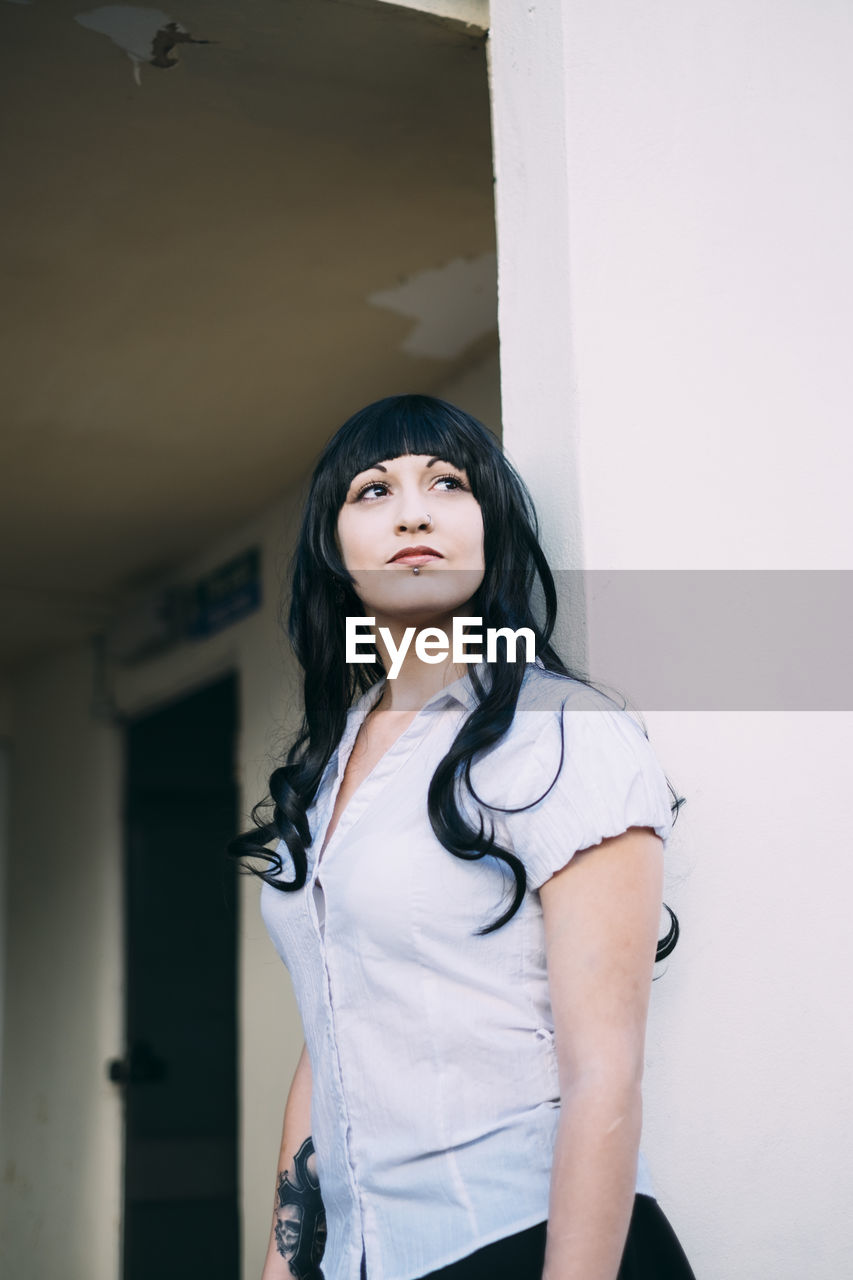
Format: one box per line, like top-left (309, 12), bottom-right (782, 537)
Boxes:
top-left (231, 394), bottom-right (695, 1280)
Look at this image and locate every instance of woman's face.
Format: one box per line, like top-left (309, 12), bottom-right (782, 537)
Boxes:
top-left (336, 453), bottom-right (485, 623)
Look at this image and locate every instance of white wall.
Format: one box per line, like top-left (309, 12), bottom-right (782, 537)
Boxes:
top-left (0, 682), bottom-right (10, 1104)
top-left (0, 649), bottom-right (124, 1279)
top-left (0, 736), bottom-right (9, 1108)
top-left (491, 1), bottom-right (853, 1275)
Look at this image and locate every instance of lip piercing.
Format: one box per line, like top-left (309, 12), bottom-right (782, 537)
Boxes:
top-left (412, 517), bottom-right (430, 575)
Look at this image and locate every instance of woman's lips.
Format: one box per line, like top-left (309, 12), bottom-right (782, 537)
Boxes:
top-left (388, 546), bottom-right (444, 566)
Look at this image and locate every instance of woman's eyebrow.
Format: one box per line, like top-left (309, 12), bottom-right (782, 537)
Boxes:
top-left (352, 457), bottom-right (459, 480)
top-left (346, 463), bottom-right (388, 485)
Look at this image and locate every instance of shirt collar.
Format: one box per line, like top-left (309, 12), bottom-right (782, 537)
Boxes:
top-left (345, 664), bottom-right (480, 727)
top-left (346, 657), bottom-right (545, 723)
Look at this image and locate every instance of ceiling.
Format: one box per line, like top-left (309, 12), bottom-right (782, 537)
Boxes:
top-left (0, 0), bottom-right (497, 669)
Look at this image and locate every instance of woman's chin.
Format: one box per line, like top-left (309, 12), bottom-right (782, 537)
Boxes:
top-left (350, 568), bottom-right (483, 622)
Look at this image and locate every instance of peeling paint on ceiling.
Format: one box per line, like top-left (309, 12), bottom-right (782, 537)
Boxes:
top-left (75, 6), bottom-right (209, 85)
top-left (367, 251), bottom-right (497, 360)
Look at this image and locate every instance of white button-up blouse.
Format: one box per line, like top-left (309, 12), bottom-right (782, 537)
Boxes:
top-left (260, 660), bottom-right (675, 1280)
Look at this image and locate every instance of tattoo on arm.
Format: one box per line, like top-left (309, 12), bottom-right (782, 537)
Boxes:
top-left (274, 1136), bottom-right (327, 1280)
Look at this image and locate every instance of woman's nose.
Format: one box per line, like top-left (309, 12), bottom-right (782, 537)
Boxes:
top-left (396, 510), bottom-right (433, 534)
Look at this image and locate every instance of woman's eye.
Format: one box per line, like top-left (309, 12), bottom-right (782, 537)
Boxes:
top-left (355, 481), bottom-right (389, 501)
top-left (432, 474), bottom-right (467, 492)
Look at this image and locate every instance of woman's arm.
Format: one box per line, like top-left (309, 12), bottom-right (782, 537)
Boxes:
top-left (261, 1043), bottom-right (327, 1280)
top-left (538, 825), bottom-right (664, 1280)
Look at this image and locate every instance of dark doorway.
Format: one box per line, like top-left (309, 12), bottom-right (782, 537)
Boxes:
top-left (117, 673), bottom-right (239, 1279)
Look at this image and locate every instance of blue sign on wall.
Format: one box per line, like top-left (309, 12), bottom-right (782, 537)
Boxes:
top-left (188, 547), bottom-right (262, 639)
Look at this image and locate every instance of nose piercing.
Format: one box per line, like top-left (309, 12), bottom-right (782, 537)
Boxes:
top-left (423, 513), bottom-right (431, 525)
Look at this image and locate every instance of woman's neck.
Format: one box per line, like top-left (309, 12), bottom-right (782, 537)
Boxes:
top-left (371, 612), bottom-right (468, 713)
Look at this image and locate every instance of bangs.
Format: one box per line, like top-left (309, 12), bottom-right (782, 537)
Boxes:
top-left (323, 395), bottom-right (479, 506)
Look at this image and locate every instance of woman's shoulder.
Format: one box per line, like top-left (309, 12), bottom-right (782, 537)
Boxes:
top-left (472, 663), bottom-right (648, 799)
top-left (514, 662), bottom-right (635, 726)
top-left (512, 665), bottom-right (666, 786)
top-left (498, 664), bottom-right (675, 887)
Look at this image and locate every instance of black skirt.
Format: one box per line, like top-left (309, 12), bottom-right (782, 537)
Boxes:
top-left (412, 1193), bottom-right (696, 1280)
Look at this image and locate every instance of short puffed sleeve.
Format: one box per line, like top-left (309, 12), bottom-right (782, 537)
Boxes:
top-left (496, 689), bottom-right (675, 892)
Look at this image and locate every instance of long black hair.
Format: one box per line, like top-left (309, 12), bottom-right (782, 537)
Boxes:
top-left (229, 394), bottom-right (683, 957)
